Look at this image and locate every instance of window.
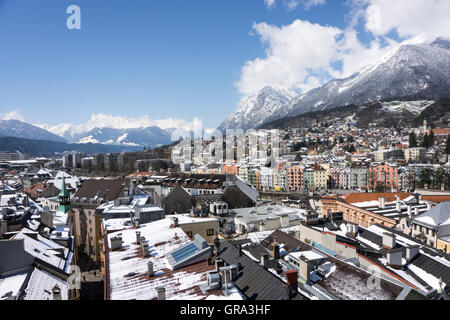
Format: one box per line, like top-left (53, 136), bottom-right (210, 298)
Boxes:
top-left (207, 229), bottom-right (215, 236)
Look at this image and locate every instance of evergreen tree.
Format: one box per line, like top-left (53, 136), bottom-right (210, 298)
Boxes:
top-left (409, 132), bottom-right (418, 148)
top-left (446, 135), bottom-right (450, 154)
top-left (429, 130), bottom-right (435, 146)
top-left (421, 133), bottom-right (430, 149)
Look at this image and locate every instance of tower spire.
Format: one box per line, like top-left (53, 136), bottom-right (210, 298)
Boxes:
top-left (58, 177), bottom-right (71, 213)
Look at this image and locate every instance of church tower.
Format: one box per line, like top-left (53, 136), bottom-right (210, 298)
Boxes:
top-left (58, 177), bottom-right (71, 213)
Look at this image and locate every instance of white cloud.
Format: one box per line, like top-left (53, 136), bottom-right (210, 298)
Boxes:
top-left (240, 0), bottom-right (450, 96)
top-left (264, 0), bottom-right (325, 11)
top-left (303, 0), bottom-right (326, 10)
top-left (284, 0), bottom-right (300, 11)
top-left (1, 110), bottom-right (25, 121)
top-left (363, 0), bottom-right (450, 40)
top-left (264, 0), bottom-right (276, 9)
top-left (237, 20), bottom-right (342, 95)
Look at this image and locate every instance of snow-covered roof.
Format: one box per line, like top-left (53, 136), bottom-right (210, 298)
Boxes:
top-left (413, 201), bottom-right (450, 228)
top-left (106, 217), bottom-right (241, 300)
top-left (12, 229), bottom-right (71, 273)
top-left (0, 271), bottom-right (28, 300)
top-left (23, 268), bottom-right (69, 300)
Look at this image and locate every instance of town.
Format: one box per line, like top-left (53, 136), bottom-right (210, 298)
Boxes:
top-left (1, 117), bottom-right (450, 301)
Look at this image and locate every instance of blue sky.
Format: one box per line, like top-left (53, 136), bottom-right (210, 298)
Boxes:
top-left (0, 0), bottom-right (448, 131)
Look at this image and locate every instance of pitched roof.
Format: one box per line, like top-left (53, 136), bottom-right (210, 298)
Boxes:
top-left (266, 230), bottom-right (409, 300)
top-left (218, 240), bottom-right (304, 300)
top-left (105, 217), bottom-right (241, 300)
top-left (74, 179), bottom-right (124, 202)
top-left (413, 201), bottom-right (450, 228)
top-left (422, 195), bottom-right (450, 203)
top-left (342, 192), bottom-right (412, 204)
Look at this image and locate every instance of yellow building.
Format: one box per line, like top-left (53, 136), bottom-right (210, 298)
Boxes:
top-left (313, 168), bottom-right (328, 189)
top-left (238, 166), bottom-right (249, 182)
top-left (437, 237), bottom-right (450, 254)
top-left (179, 218), bottom-right (220, 245)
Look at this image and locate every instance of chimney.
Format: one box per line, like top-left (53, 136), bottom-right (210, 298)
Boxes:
top-left (215, 258), bottom-right (224, 272)
top-left (156, 286), bottom-right (166, 300)
top-left (299, 256), bottom-right (312, 284)
top-left (237, 244), bottom-right (242, 256)
top-left (52, 285), bottom-right (62, 300)
top-left (271, 242), bottom-right (280, 259)
top-left (141, 240), bottom-right (149, 257)
top-left (285, 270), bottom-right (298, 293)
top-left (134, 218), bottom-right (140, 228)
top-left (347, 223), bottom-right (358, 236)
top-left (407, 205), bottom-right (412, 218)
top-left (395, 195), bottom-right (400, 203)
top-left (378, 197), bottom-right (386, 209)
top-left (260, 253), bottom-right (268, 269)
top-left (147, 261), bottom-right (154, 277)
top-left (396, 202), bottom-right (401, 213)
top-left (414, 207), bottom-right (419, 216)
top-left (174, 217), bottom-right (179, 227)
top-left (386, 249), bottom-right (403, 269)
top-left (406, 245), bottom-right (420, 263)
top-left (110, 235), bottom-right (123, 250)
top-left (426, 202), bottom-right (432, 211)
top-left (135, 231), bottom-right (141, 244)
top-left (382, 232), bottom-right (396, 250)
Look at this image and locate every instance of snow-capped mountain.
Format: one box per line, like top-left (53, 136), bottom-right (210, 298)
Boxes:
top-left (74, 126), bottom-right (173, 147)
top-left (266, 38), bottom-right (450, 124)
top-left (220, 37), bottom-right (450, 130)
top-left (0, 119), bottom-right (68, 143)
top-left (218, 86), bottom-right (297, 132)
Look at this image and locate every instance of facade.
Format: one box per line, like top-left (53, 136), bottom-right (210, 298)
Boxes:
top-left (350, 164), bottom-right (369, 190)
top-left (405, 148), bottom-right (426, 163)
top-left (221, 165), bottom-right (239, 176)
top-left (0, 152), bottom-right (23, 162)
top-left (321, 197), bottom-right (397, 229)
top-left (238, 166), bottom-right (249, 182)
top-left (369, 162), bottom-right (399, 191)
top-left (313, 167), bottom-right (327, 189)
top-left (411, 202), bottom-right (450, 248)
top-left (286, 166), bottom-right (303, 191)
top-left (303, 169), bottom-right (314, 190)
top-left (259, 167), bottom-right (274, 191)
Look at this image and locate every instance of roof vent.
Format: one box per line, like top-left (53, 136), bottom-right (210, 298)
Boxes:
top-left (156, 287), bottom-right (166, 300)
top-left (147, 261), bottom-right (154, 277)
top-left (382, 232), bottom-right (396, 250)
top-left (52, 285), bottom-right (62, 300)
top-left (141, 240), bottom-right (150, 257)
top-left (135, 231), bottom-right (141, 244)
top-left (110, 235), bottom-right (123, 250)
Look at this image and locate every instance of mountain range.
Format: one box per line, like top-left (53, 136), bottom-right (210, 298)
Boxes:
top-left (0, 119), bottom-right (174, 149)
top-left (219, 37), bottom-right (450, 131)
top-left (2, 38), bottom-right (450, 150)
top-left (0, 119), bottom-right (68, 143)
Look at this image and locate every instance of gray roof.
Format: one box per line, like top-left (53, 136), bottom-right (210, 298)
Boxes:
top-left (413, 201), bottom-right (450, 228)
top-left (0, 240), bottom-right (34, 276)
top-left (233, 177), bottom-right (259, 203)
top-left (218, 240), bottom-right (306, 300)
